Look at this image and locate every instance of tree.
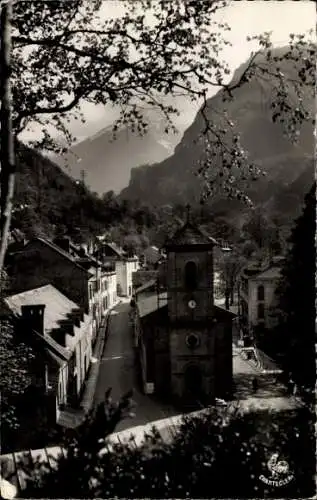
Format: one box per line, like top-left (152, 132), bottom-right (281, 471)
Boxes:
top-left (0, 317), bottom-right (35, 435)
top-left (274, 183), bottom-right (315, 400)
top-left (0, 0), bottom-right (15, 273)
top-left (0, 0), bottom-right (314, 273)
top-left (242, 209), bottom-right (271, 250)
top-left (219, 249), bottom-right (246, 307)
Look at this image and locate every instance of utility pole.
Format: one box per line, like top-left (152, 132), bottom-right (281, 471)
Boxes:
top-left (80, 169), bottom-right (86, 187)
top-left (0, 0), bottom-right (14, 274)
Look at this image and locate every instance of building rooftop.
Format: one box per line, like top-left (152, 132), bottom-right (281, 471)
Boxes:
top-left (253, 266), bottom-right (282, 280)
top-left (241, 256), bottom-right (284, 281)
top-left (137, 292), bottom-right (168, 318)
top-left (166, 220), bottom-right (217, 248)
top-left (135, 279), bottom-right (157, 295)
top-left (4, 285), bottom-right (85, 360)
top-left (95, 242), bottom-right (138, 261)
top-left (17, 237), bottom-right (94, 275)
top-left (137, 293), bottom-right (235, 323)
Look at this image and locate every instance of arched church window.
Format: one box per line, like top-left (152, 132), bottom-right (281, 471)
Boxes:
top-left (257, 285), bottom-right (265, 301)
top-left (184, 261), bottom-right (197, 290)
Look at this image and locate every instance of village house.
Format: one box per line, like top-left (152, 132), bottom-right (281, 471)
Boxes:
top-left (2, 284), bottom-right (93, 430)
top-left (94, 241), bottom-right (139, 297)
top-left (5, 237), bottom-right (114, 344)
top-left (132, 214), bottom-right (235, 406)
top-left (54, 236), bottom-right (118, 318)
top-left (6, 237), bottom-right (93, 312)
top-left (238, 256), bottom-right (285, 337)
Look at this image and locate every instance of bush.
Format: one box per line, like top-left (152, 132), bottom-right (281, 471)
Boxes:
top-left (22, 395), bottom-right (315, 499)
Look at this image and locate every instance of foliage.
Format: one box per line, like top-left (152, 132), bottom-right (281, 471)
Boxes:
top-left (0, 318), bottom-right (35, 431)
top-left (273, 183), bottom-right (315, 398)
top-left (22, 400), bottom-right (315, 499)
top-left (1, 1), bottom-right (314, 276)
top-left (218, 249), bottom-right (246, 304)
top-left (242, 209), bottom-right (279, 251)
top-left (10, 1), bottom-right (315, 198)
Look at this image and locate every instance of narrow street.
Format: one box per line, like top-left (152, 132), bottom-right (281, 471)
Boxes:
top-left (93, 301), bottom-right (178, 432)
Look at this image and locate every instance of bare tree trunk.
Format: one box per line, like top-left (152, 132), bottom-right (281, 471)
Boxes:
top-left (0, 0), bottom-right (14, 275)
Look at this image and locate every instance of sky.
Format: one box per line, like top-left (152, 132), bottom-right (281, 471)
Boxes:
top-left (20, 0), bottom-right (316, 144)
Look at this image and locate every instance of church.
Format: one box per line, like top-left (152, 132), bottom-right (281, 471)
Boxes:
top-left (133, 212), bottom-right (235, 406)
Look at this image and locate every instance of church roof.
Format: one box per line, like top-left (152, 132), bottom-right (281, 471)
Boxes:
top-left (165, 221), bottom-right (217, 248)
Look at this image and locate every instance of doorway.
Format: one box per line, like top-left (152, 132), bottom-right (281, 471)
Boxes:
top-left (183, 364), bottom-right (203, 405)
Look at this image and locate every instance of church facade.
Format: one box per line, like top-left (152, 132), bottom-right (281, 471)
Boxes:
top-left (133, 216), bottom-right (235, 406)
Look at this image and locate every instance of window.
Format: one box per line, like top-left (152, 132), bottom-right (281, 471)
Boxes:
top-left (58, 382), bottom-right (63, 403)
top-left (257, 303), bottom-right (265, 320)
top-left (186, 333), bottom-right (200, 349)
top-left (257, 285), bottom-right (265, 301)
top-left (184, 261), bottom-right (197, 290)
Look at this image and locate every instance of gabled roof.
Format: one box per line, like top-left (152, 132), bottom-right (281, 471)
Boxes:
top-left (242, 258), bottom-right (283, 282)
top-left (4, 284), bottom-right (83, 360)
top-left (95, 242), bottom-right (138, 261)
top-left (18, 237), bottom-right (94, 275)
top-left (96, 242), bottom-right (123, 259)
top-left (165, 221), bottom-right (217, 248)
top-left (253, 266), bottom-right (281, 280)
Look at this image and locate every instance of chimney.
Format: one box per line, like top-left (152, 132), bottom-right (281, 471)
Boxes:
top-left (78, 246), bottom-right (86, 257)
top-left (21, 304), bottom-right (45, 335)
top-left (72, 308), bottom-right (84, 326)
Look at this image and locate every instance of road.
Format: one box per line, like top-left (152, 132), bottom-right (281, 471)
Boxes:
top-left (93, 301), bottom-right (178, 432)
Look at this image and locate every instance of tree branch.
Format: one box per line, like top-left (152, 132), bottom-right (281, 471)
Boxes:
top-left (18, 90), bottom-right (84, 120)
top-left (224, 50), bottom-right (261, 96)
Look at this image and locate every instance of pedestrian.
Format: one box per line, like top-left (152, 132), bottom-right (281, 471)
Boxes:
top-left (252, 377), bottom-right (258, 394)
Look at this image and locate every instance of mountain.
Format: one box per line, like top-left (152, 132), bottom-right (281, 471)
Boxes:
top-left (54, 114), bottom-right (182, 195)
top-left (120, 47), bottom-right (314, 220)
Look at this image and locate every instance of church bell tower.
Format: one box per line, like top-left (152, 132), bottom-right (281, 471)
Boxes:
top-left (165, 206), bottom-right (233, 405)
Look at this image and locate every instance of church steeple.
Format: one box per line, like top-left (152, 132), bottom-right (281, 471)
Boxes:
top-left (165, 208), bottom-right (217, 249)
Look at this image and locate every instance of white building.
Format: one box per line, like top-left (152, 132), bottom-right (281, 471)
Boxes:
top-left (100, 264), bottom-right (117, 313)
top-left (116, 257), bottom-right (139, 297)
top-left (239, 257), bottom-right (284, 334)
top-left (94, 242), bottom-right (139, 298)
